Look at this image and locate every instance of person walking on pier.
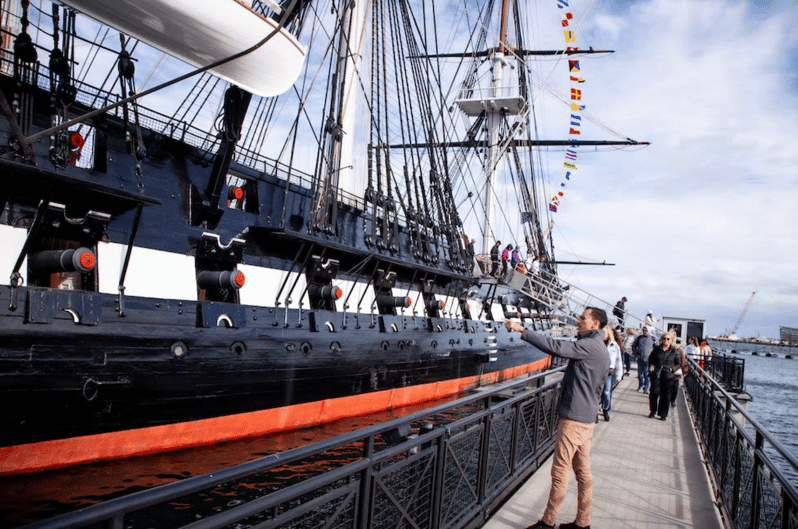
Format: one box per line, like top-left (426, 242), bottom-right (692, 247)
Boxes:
top-left (633, 327), bottom-right (654, 393)
top-left (699, 338), bottom-right (713, 369)
top-left (648, 332), bottom-right (681, 421)
top-left (601, 326), bottom-right (624, 422)
top-left (670, 345), bottom-right (689, 408)
top-left (505, 307), bottom-right (610, 529)
top-left (622, 327), bottom-right (635, 377)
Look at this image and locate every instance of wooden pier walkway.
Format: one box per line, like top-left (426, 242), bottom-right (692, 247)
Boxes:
top-left (484, 374), bottom-right (724, 529)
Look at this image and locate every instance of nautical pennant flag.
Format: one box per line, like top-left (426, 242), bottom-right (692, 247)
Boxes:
top-left (570, 76), bottom-right (585, 83)
top-left (564, 171), bottom-right (571, 180)
top-left (549, 204), bottom-right (558, 212)
top-left (566, 150), bottom-right (577, 159)
top-left (570, 117), bottom-right (581, 127)
top-left (569, 128), bottom-right (581, 135)
top-left (564, 161), bottom-right (577, 169)
top-left (570, 88), bottom-right (582, 101)
top-left (564, 30), bottom-right (576, 43)
top-left (570, 103), bottom-right (585, 111)
top-left (569, 60), bottom-right (580, 72)
top-left (557, 0), bottom-right (569, 8)
top-left (561, 12), bottom-right (573, 26)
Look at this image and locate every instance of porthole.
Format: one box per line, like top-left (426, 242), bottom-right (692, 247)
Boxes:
top-left (230, 341), bottom-right (246, 357)
top-left (171, 341), bottom-right (188, 358)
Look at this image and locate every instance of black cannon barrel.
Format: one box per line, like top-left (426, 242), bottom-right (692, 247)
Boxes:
top-left (196, 270), bottom-right (245, 290)
top-left (376, 295), bottom-right (411, 308)
top-left (28, 248), bottom-right (96, 272)
top-left (310, 285), bottom-right (343, 300)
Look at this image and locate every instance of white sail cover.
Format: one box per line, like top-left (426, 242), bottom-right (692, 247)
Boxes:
top-left (59, 0), bottom-right (306, 97)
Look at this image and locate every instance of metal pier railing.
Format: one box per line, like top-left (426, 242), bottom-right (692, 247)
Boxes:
top-left (685, 357), bottom-right (798, 529)
top-left (20, 368), bottom-right (566, 529)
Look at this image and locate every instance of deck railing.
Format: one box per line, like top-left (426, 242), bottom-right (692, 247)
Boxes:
top-left (702, 355), bottom-right (746, 394)
top-left (684, 357), bottom-right (798, 529)
top-left (20, 367), bottom-right (565, 529)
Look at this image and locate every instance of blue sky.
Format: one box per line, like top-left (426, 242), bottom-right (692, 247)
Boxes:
top-left (537, 0), bottom-right (798, 338)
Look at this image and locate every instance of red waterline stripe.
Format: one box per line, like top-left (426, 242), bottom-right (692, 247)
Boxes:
top-left (0, 357), bottom-right (549, 475)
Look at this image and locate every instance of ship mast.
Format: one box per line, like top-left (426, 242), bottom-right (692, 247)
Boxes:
top-left (470, 0), bottom-right (521, 254)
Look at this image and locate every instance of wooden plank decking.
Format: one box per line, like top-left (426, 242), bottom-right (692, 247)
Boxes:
top-left (484, 373), bottom-right (724, 529)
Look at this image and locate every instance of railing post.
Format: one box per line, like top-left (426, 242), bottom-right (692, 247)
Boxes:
top-left (357, 435), bottom-right (375, 529)
top-left (731, 428), bottom-right (743, 525)
top-left (509, 396), bottom-right (520, 474)
top-left (477, 404), bottom-right (492, 509)
top-left (781, 487), bottom-right (794, 529)
top-left (430, 430), bottom-right (448, 529)
top-left (749, 431), bottom-right (764, 529)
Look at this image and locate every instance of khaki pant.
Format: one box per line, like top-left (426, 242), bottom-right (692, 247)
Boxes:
top-left (541, 417), bottom-right (595, 527)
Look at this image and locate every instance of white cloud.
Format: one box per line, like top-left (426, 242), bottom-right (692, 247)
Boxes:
top-left (547, 0), bottom-right (798, 337)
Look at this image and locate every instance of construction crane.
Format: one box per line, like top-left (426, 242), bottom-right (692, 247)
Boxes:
top-left (730, 291), bottom-right (756, 337)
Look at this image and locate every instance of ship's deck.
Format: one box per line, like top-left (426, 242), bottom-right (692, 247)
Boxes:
top-left (484, 372), bottom-right (724, 529)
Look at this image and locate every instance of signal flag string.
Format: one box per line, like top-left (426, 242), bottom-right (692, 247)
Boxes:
top-left (549, 0), bottom-right (584, 213)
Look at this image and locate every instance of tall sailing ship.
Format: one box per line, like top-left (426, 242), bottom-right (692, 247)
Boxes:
top-left (0, 0), bottom-right (644, 474)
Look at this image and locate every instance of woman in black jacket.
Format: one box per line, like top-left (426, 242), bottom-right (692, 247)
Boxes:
top-left (647, 332), bottom-right (681, 421)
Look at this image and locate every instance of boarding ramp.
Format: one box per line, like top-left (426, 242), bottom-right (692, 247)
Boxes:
top-left (502, 266), bottom-right (647, 329)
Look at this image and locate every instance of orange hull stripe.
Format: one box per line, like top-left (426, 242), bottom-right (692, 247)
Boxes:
top-left (0, 357), bottom-right (549, 475)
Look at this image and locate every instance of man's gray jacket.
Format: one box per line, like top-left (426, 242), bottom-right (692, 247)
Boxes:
top-left (632, 334), bottom-right (654, 361)
top-left (520, 329), bottom-right (609, 424)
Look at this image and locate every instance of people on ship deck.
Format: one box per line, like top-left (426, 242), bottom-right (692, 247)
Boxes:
top-left (505, 307), bottom-right (610, 529)
top-left (644, 310), bottom-right (658, 332)
top-left (612, 296), bottom-right (627, 325)
top-left (500, 244), bottom-right (513, 281)
top-left (490, 241), bottom-right (501, 278)
top-left (648, 332), bottom-right (681, 421)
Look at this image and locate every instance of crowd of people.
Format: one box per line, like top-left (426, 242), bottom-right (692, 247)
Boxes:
top-left (503, 301), bottom-right (714, 529)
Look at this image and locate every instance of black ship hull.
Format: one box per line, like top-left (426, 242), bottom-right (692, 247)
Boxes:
top-left (0, 284), bottom-right (549, 474)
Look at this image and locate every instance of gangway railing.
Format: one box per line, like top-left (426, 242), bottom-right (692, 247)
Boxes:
top-left (20, 368), bottom-right (566, 529)
top-left (501, 265), bottom-right (647, 329)
top-left (684, 357), bottom-right (798, 529)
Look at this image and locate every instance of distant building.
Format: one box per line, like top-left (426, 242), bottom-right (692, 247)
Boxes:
top-left (662, 316), bottom-right (705, 345)
top-left (779, 326), bottom-right (798, 345)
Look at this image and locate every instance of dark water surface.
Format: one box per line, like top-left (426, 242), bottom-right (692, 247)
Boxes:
top-left (1, 396), bottom-right (467, 527)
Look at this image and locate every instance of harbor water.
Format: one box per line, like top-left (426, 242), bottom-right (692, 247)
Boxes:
top-left (709, 339), bottom-right (798, 486)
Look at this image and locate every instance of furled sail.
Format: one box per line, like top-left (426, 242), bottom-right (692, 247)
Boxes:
top-left (59, 0), bottom-right (306, 97)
